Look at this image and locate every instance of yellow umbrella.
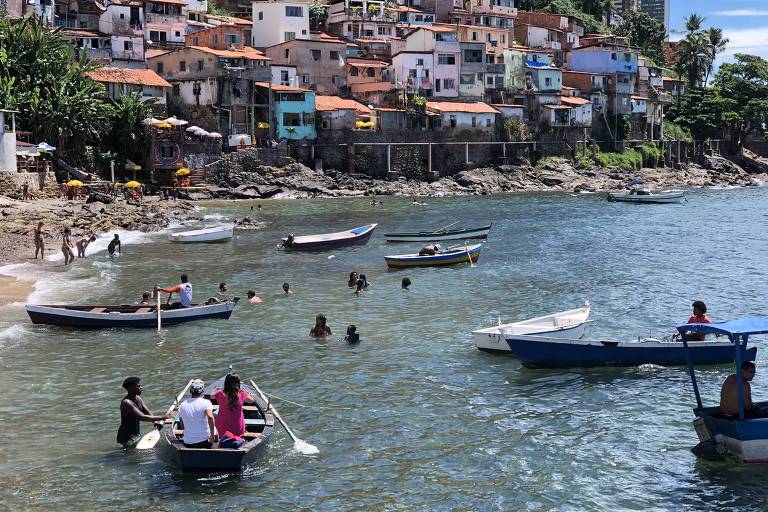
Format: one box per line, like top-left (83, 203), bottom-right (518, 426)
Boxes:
top-left (124, 181), bottom-right (142, 188)
top-left (152, 121), bottom-right (172, 129)
top-left (66, 180), bottom-right (84, 187)
top-left (257, 122), bottom-right (270, 129)
top-left (176, 168), bottom-right (191, 176)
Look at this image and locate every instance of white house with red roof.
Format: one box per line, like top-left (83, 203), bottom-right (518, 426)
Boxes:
top-left (426, 101), bottom-right (499, 133)
top-left (87, 67), bottom-right (172, 106)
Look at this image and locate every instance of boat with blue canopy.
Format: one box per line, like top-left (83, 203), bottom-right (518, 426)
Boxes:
top-left (678, 317), bottom-right (767, 462)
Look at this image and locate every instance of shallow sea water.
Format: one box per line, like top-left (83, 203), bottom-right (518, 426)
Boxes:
top-left (1, 188), bottom-right (768, 511)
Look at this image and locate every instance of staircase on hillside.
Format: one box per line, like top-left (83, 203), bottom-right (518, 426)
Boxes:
top-left (188, 168), bottom-right (206, 186)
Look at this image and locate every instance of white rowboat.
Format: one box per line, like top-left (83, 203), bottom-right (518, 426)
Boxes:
top-left (170, 225), bottom-right (234, 243)
top-left (607, 189), bottom-right (685, 204)
top-left (472, 302), bottom-right (592, 353)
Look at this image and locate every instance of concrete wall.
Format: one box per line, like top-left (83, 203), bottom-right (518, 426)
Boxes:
top-left (252, 0), bottom-right (310, 48)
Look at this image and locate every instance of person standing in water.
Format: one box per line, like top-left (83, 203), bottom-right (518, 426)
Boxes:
top-left (247, 290), bottom-right (262, 304)
top-left (117, 376), bottom-right (171, 448)
top-left (401, 277), bottom-right (411, 290)
top-left (310, 313), bottom-right (332, 337)
top-left (31, 221), bottom-right (45, 260)
top-left (76, 234), bottom-right (97, 258)
top-left (108, 234), bottom-right (121, 257)
top-left (61, 228), bottom-right (75, 265)
top-left (282, 282), bottom-right (293, 294)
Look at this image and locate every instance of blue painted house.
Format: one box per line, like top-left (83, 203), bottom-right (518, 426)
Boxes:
top-left (524, 61), bottom-right (562, 93)
top-left (255, 83), bottom-right (317, 141)
top-left (569, 47), bottom-right (638, 75)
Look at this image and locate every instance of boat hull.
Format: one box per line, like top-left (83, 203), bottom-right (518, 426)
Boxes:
top-left (385, 244), bottom-right (482, 268)
top-left (607, 192), bottom-right (685, 204)
top-left (26, 302), bottom-right (237, 328)
top-left (475, 321), bottom-right (589, 354)
top-left (385, 224), bottom-right (492, 243)
top-left (283, 224), bottom-right (377, 251)
top-left (694, 404), bottom-right (768, 463)
top-left (170, 226), bottom-right (233, 243)
top-left (505, 336), bottom-right (757, 368)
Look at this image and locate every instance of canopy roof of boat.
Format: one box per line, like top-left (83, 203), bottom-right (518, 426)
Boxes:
top-left (676, 317), bottom-right (768, 337)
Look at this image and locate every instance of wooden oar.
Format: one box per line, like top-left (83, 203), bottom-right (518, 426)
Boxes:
top-left (435, 221), bottom-right (459, 233)
top-left (250, 379), bottom-right (319, 455)
top-left (465, 244), bottom-right (475, 268)
top-left (154, 284), bottom-right (161, 332)
top-left (136, 379), bottom-right (193, 450)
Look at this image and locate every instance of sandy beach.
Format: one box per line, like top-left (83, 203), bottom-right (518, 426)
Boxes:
top-left (0, 274), bottom-right (34, 306)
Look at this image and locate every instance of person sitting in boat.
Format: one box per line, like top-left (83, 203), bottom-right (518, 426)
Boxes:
top-left (138, 292), bottom-right (151, 305)
top-left (159, 274), bottom-right (193, 308)
top-left (310, 313), bottom-right (332, 337)
top-left (347, 272), bottom-right (359, 288)
top-left (419, 244), bottom-right (437, 256)
top-left (687, 301), bottom-right (712, 341)
top-left (178, 379), bottom-right (217, 448)
top-left (117, 377), bottom-right (171, 448)
top-left (247, 290), bottom-right (262, 304)
top-left (211, 373), bottom-right (257, 441)
top-left (720, 362), bottom-right (768, 418)
top-left (282, 233), bottom-right (295, 248)
top-left (345, 325), bottom-right (360, 344)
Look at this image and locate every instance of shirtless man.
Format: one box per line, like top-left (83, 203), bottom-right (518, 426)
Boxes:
top-left (107, 234), bottom-right (121, 257)
top-left (31, 222), bottom-right (45, 259)
top-left (719, 362), bottom-right (767, 418)
top-left (61, 228), bottom-right (75, 265)
top-left (117, 377), bottom-right (171, 448)
top-left (76, 234), bottom-right (97, 258)
top-left (247, 290), bottom-right (262, 304)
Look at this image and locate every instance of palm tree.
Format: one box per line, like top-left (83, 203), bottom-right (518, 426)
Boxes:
top-left (703, 27), bottom-right (729, 85)
top-left (684, 14), bottom-right (705, 35)
top-left (675, 32), bottom-right (709, 89)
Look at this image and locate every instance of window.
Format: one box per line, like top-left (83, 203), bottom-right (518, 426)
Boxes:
top-left (347, 24), bottom-right (351, 31)
top-left (285, 32), bottom-right (296, 41)
top-left (444, 79), bottom-right (455, 89)
top-left (192, 36), bottom-right (199, 45)
top-left (350, 67), bottom-right (359, 76)
top-left (416, 58), bottom-right (424, 66)
top-left (435, 33), bottom-right (444, 41)
top-left (285, 6), bottom-right (303, 17)
top-left (331, 75), bottom-right (338, 84)
top-left (258, 11), bottom-right (263, 20)
top-left (311, 49), bottom-right (321, 61)
top-left (624, 53), bottom-right (632, 62)
top-left (280, 70), bottom-right (289, 82)
top-left (449, 114), bottom-right (457, 127)
top-left (283, 112), bottom-right (301, 126)
top-left (303, 73), bottom-right (310, 83)
top-left (120, 13), bottom-right (125, 19)
top-left (487, 76), bottom-right (494, 85)
top-left (472, 116), bottom-right (477, 127)
top-left (197, 60), bottom-right (204, 71)
top-left (544, 77), bottom-right (552, 87)
top-left (149, 31), bottom-right (167, 42)
top-left (366, 67), bottom-right (375, 77)
top-left (212, 34), bottom-right (218, 44)
top-left (330, 50), bottom-right (339, 61)
top-left (460, 74), bottom-right (474, 85)
top-left (124, 41), bottom-right (133, 51)
top-left (438, 54), bottom-right (455, 65)
top-left (90, 38), bottom-right (98, 49)
top-left (464, 50), bottom-right (482, 63)
top-left (302, 29), bottom-right (307, 35)
top-left (486, 118), bottom-right (491, 127)
top-left (172, 84), bottom-right (180, 96)
top-left (156, 62), bottom-right (164, 73)
top-left (226, 34), bottom-right (241, 45)
top-left (472, 31), bottom-right (478, 41)
top-left (175, 31), bottom-right (180, 38)
top-left (611, 53), bottom-right (617, 60)
top-left (377, 26), bottom-right (391, 35)
top-left (408, 69), bottom-right (417, 79)
top-left (179, 60), bottom-right (186, 71)
top-left (486, 54), bottom-right (494, 64)
top-left (284, 49), bottom-right (290, 58)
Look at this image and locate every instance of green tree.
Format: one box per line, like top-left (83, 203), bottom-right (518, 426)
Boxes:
top-left (100, 92), bottom-right (156, 172)
top-left (675, 31), bottom-right (709, 89)
top-left (614, 10), bottom-right (667, 66)
top-left (0, 16), bottom-right (110, 159)
top-left (309, 1), bottom-right (328, 31)
top-left (684, 14), bottom-right (705, 35)
top-left (703, 27), bottom-right (728, 85)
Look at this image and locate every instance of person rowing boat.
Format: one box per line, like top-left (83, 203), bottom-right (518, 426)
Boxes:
top-left (117, 376), bottom-right (171, 448)
top-left (158, 274), bottom-right (193, 308)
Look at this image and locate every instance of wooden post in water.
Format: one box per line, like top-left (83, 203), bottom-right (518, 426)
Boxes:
top-left (465, 143), bottom-right (469, 165)
top-left (428, 143), bottom-right (432, 177)
top-left (387, 144), bottom-right (391, 175)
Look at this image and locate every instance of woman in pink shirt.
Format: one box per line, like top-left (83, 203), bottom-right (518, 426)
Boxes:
top-left (212, 374), bottom-right (256, 438)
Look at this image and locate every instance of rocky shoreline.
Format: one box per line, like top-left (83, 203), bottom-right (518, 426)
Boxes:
top-left (1, 153), bottom-right (764, 266)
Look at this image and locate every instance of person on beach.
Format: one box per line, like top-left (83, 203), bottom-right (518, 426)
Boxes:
top-left (21, 183), bottom-right (29, 201)
top-left (354, 279), bottom-right (365, 296)
top-left (159, 274), bottom-right (193, 308)
top-left (61, 228), bottom-right (75, 265)
top-left (282, 282), bottom-right (293, 294)
top-left (347, 272), bottom-right (359, 288)
top-left (211, 373), bottom-right (256, 438)
top-left (76, 234), bottom-right (97, 258)
top-left (117, 376), bottom-right (171, 448)
top-left (687, 301), bottom-right (712, 341)
top-left (345, 325), bottom-right (360, 344)
top-left (720, 362), bottom-right (768, 418)
top-left (138, 292), bottom-right (151, 305)
top-left (178, 379), bottom-right (216, 449)
top-left (247, 290), bottom-right (262, 304)
top-left (310, 313), bottom-right (332, 337)
top-left (107, 234), bottom-right (121, 257)
top-left (402, 277), bottom-right (411, 290)
top-left (31, 221), bottom-right (45, 259)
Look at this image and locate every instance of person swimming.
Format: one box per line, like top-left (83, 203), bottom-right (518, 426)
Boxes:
top-left (247, 290), bottom-right (262, 304)
top-left (282, 282), bottom-right (293, 294)
top-left (401, 277), bottom-right (411, 290)
top-left (347, 272), bottom-right (359, 287)
top-left (345, 325), bottom-right (360, 344)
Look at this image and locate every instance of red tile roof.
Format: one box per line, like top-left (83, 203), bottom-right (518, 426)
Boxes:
top-left (315, 95), bottom-right (371, 113)
top-left (87, 67), bottom-right (171, 87)
top-left (350, 82), bottom-right (395, 93)
top-left (560, 96), bottom-right (591, 106)
top-left (491, 104), bottom-right (524, 108)
top-left (427, 101), bottom-right (499, 114)
top-left (347, 58), bottom-right (389, 68)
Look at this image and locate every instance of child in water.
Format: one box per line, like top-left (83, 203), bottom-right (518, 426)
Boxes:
top-left (345, 325), bottom-right (360, 344)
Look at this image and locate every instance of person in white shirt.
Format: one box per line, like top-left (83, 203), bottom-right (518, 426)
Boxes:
top-left (178, 379), bottom-right (216, 448)
top-left (159, 274), bottom-right (193, 308)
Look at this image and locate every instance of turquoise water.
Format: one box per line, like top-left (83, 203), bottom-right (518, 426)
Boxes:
top-left (1, 188), bottom-right (768, 511)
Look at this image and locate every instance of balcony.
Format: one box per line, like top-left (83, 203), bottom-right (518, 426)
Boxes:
top-left (546, 40), bottom-right (562, 51)
top-left (146, 13), bottom-right (186, 25)
top-left (485, 63), bottom-right (504, 74)
top-left (615, 81), bottom-right (633, 95)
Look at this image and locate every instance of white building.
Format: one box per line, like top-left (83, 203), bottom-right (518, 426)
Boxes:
top-left (251, 0), bottom-right (310, 48)
top-left (0, 110), bottom-right (18, 173)
top-left (99, 0), bottom-right (146, 67)
top-left (271, 65), bottom-right (299, 86)
top-left (186, 0), bottom-right (208, 22)
top-left (145, 0), bottom-right (188, 45)
top-left (426, 101), bottom-right (499, 133)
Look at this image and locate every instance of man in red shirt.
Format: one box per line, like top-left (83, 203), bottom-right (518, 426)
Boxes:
top-left (687, 300), bottom-right (712, 341)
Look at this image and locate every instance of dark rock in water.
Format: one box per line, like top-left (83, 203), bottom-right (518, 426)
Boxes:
top-left (86, 192), bottom-right (113, 204)
top-left (236, 216), bottom-right (266, 230)
top-left (701, 154), bottom-right (744, 175)
top-left (231, 184), bottom-right (261, 199)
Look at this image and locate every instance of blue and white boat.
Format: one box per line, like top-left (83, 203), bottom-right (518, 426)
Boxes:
top-left (384, 243), bottom-right (482, 268)
top-left (678, 318), bottom-right (768, 463)
top-left (504, 332), bottom-right (756, 369)
top-left (281, 224), bottom-right (377, 251)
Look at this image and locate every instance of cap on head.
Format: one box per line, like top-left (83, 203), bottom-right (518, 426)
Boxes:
top-left (190, 379), bottom-right (205, 394)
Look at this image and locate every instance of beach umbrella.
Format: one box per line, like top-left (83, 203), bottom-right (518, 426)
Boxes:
top-left (176, 168), bottom-right (191, 176)
top-left (143, 117), bottom-right (160, 125)
top-left (163, 116), bottom-right (189, 126)
top-left (193, 129), bottom-right (210, 137)
top-left (208, 132), bottom-right (223, 139)
top-left (124, 181), bottom-right (142, 188)
top-left (66, 179), bottom-right (84, 187)
top-left (257, 122), bottom-right (270, 129)
top-left (152, 121), bottom-right (172, 129)
top-left (185, 125), bottom-right (201, 132)
top-left (37, 142), bottom-right (56, 152)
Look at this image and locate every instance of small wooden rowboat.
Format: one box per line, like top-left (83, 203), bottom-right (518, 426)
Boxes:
top-left (384, 243), bottom-right (482, 268)
top-left (170, 225), bottom-right (233, 243)
top-left (384, 223), bottom-right (492, 243)
top-left (607, 189), bottom-right (685, 204)
top-left (25, 300), bottom-right (238, 328)
top-left (281, 223), bottom-right (377, 251)
top-left (161, 374), bottom-right (275, 471)
top-left (472, 302), bottom-right (592, 354)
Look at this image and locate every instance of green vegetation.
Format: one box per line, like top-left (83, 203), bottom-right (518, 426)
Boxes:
top-left (535, 156), bottom-right (569, 168)
top-left (613, 10), bottom-right (666, 66)
top-left (636, 142), bottom-right (662, 167)
top-left (575, 155), bottom-right (595, 170)
top-left (503, 118), bottom-right (528, 142)
top-left (410, 95), bottom-right (427, 113)
top-left (662, 121), bottom-right (694, 143)
top-left (594, 149), bottom-right (643, 171)
top-left (309, 1), bottom-right (328, 31)
top-left (515, 0), bottom-right (610, 34)
top-left (674, 14), bottom-right (729, 89)
top-left (207, 2), bottom-right (234, 17)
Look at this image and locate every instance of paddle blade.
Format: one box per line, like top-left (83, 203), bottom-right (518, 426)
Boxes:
top-left (292, 439), bottom-right (319, 455)
top-left (136, 429), bottom-right (161, 450)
